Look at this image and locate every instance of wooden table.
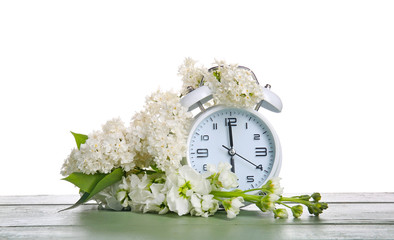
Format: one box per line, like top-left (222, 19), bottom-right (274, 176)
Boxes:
top-left (1, 193), bottom-right (393, 239)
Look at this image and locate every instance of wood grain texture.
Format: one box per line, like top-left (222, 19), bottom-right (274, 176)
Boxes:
top-left (0, 193), bottom-right (393, 240)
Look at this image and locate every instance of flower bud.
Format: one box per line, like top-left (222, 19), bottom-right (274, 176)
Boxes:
top-left (291, 205), bottom-right (303, 218)
top-left (223, 197), bottom-right (244, 219)
top-left (307, 202), bottom-right (328, 216)
top-left (263, 177), bottom-right (283, 195)
top-left (259, 194), bottom-right (279, 211)
top-left (311, 192), bottom-right (321, 202)
top-left (320, 202), bottom-right (328, 210)
top-left (273, 208), bottom-right (288, 219)
top-left (307, 205), bottom-right (314, 215)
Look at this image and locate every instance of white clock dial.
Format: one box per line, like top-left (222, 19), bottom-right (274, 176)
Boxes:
top-left (187, 106), bottom-right (281, 191)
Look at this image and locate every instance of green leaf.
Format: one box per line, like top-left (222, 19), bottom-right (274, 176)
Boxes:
top-left (60, 168), bottom-right (124, 212)
top-left (86, 168), bottom-right (123, 201)
top-left (70, 131), bottom-right (88, 150)
top-left (62, 172), bottom-right (106, 193)
top-left (58, 192), bottom-right (90, 212)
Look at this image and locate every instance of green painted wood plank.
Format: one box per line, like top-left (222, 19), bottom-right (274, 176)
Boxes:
top-left (1, 194), bottom-right (393, 240)
top-left (1, 203), bottom-right (393, 227)
top-left (1, 193), bottom-right (393, 205)
top-left (0, 195), bottom-right (82, 205)
top-left (1, 224), bottom-right (393, 240)
top-left (315, 192), bottom-right (394, 203)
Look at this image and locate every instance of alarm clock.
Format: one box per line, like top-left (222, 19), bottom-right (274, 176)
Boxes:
top-left (180, 66), bottom-right (283, 191)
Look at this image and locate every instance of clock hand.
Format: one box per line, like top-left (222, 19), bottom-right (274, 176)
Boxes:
top-left (222, 145), bottom-right (258, 168)
top-left (228, 120), bottom-right (234, 148)
top-left (227, 120), bottom-right (235, 172)
top-left (230, 156), bottom-right (235, 173)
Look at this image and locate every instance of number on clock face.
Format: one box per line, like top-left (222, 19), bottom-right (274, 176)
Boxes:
top-left (187, 107), bottom-right (277, 191)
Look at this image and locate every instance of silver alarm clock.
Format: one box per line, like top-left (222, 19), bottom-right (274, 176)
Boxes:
top-left (181, 66), bottom-right (283, 191)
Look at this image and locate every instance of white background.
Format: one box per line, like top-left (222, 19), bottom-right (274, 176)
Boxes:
top-left (1, 0), bottom-right (393, 195)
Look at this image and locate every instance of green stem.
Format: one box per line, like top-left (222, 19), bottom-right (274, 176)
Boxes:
top-left (211, 190), bottom-right (261, 203)
top-left (239, 186), bottom-right (272, 194)
top-left (277, 201), bottom-right (292, 209)
top-left (240, 188), bottom-right (262, 193)
top-left (213, 196), bottom-right (223, 202)
top-left (280, 197), bottom-right (312, 207)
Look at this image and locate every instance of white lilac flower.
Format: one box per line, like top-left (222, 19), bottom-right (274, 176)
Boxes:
top-left (126, 111), bottom-right (152, 169)
top-left (223, 197), bottom-right (245, 219)
top-left (190, 193), bottom-right (219, 217)
top-left (178, 58), bottom-right (264, 109)
top-left (178, 58), bottom-right (206, 95)
top-left (126, 89), bottom-right (192, 172)
top-left (61, 118), bottom-right (134, 175)
top-left (205, 60), bottom-right (264, 109)
top-left (60, 148), bottom-right (80, 176)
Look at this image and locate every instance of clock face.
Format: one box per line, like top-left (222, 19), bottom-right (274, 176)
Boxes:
top-left (187, 106), bottom-right (281, 191)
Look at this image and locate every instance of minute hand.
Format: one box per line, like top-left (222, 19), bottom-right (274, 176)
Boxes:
top-left (227, 122), bottom-right (235, 173)
top-left (228, 122), bottom-right (234, 148)
top-left (222, 145), bottom-right (258, 167)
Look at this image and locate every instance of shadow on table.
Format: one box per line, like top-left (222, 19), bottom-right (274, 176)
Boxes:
top-left (75, 208), bottom-right (324, 240)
